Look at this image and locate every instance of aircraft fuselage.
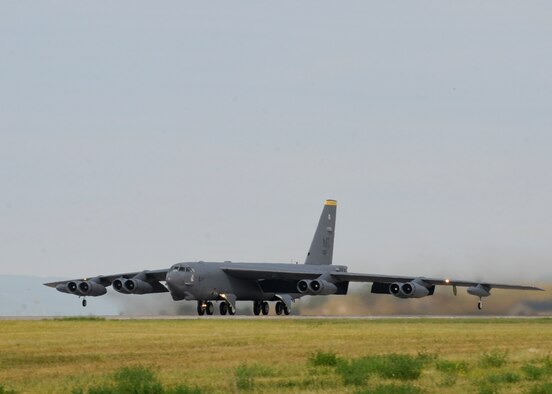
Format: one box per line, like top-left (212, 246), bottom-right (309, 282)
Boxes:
top-left (165, 261), bottom-right (348, 302)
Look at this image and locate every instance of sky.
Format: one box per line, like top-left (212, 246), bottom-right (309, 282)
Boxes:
top-left (1, 2), bottom-right (551, 285)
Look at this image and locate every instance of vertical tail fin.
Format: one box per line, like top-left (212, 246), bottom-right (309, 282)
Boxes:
top-left (305, 200), bottom-right (337, 265)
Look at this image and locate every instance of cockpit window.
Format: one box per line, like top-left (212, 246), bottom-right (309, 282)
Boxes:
top-left (173, 266), bottom-right (194, 272)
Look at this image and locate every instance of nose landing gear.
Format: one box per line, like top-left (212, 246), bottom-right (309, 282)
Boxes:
top-left (477, 298), bottom-right (483, 310)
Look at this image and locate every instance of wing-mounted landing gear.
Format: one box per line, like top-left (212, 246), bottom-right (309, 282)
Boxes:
top-left (467, 284), bottom-right (491, 311)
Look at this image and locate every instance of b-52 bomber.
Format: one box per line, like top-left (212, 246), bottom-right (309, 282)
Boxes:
top-left (45, 200), bottom-right (543, 315)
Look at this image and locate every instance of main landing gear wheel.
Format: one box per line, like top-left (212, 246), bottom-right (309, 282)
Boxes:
top-left (229, 305), bottom-right (236, 315)
top-left (197, 301), bottom-right (205, 316)
top-left (82, 299), bottom-right (87, 307)
top-left (206, 301), bottom-right (214, 315)
top-left (477, 299), bottom-right (483, 310)
top-left (253, 301), bottom-right (261, 316)
top-left (283, 305), bottom-right (290, 315)
top-left (275, 301), bottom-right (284, 315)
top-left (220, 302), bottom-right (228, 315)
top-left (261, 301), bottom-right (270, 316)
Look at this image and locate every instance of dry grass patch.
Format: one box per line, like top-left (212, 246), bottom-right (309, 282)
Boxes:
top-left (0, 318), bottom-right (551, 393)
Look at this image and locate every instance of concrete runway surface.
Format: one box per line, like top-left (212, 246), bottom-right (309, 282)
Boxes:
top-left (1, 315), bottom-right (550, 320)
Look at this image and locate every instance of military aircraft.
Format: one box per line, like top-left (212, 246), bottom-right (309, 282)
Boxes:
top-left (45, 200), bottom-right (543, 315)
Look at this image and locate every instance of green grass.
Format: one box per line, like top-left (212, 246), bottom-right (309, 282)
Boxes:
top-left (527, 382), bottom-right (552, 394)
top-left (0, 385), bottom-right (17, 394)
top-left (336, 353), bottom-right (428, 385)
top-left (0, 318), bottom-right (551, 393)
top-left (309, 351), bottom-right (340, 367)
top-left (480, 350), bottom-right (508, 368)
top-left (70, 366), bottom-right (201, 394)
top-left (436, 360), bottom-right (469, 374)
top-left (486, 372), bottom-right (521, 384)
top-left (234, 364), bottom-right (275, 391)
top-left (355, 383), bottom-right (423, 394)
top-left (53, 316), bottom-right (107, 321)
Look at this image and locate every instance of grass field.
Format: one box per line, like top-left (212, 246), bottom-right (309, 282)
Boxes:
top-left (1, 318), bottom-right (551, 393)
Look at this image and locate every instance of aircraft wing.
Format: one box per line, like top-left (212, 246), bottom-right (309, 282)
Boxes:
top-left (331, 272), bottom-right (544, 291)
top-left (43, 268), bottom-right (169, 288)
top-left (222, 267), bottom-right (322, 281)
top-left (221, 267), bottom-right (543, 291)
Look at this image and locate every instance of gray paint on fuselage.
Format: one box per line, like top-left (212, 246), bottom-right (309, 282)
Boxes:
top-left (166, 261), bottom-right (347, 302)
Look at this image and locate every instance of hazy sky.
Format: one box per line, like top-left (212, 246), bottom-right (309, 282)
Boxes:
top-left (1, 2), bottom-right (551, 284)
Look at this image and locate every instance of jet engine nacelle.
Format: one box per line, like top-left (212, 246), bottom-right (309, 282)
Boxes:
top-left (67, 280), bottom-right (107, 296)
top-left (56, 284), bottom-right (70, 294)
top-left (112, 278), bottom-right (130, 294)
top-left (297, 279), bottom-right (338, 295)
top-left (308, 279), bottom-right (338, 295)
top-left (297, 279), bottom-right (311, 294)
top-left (390, 281), bottom-right (430, 298)
top-left (123, 278), bottom-right (154, 294)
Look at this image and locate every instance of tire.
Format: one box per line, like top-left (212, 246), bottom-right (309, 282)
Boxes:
top-left (206, 301), bottom-right (214, 315)
top-left (261, 301), bottom-right (269, 316)
top-left (283, 305), bottom-right (290, 315)
top-left (197, 302), bottom-right (205, 316)
top-left (82, 299), bottom-right (87, 307)
top-left (220, 302), bottom-right (228, 315)
top-left (275, 301), bottom-right (283, 315)
top-left (229, 306), bottom-right (236, 315)
top-left (253, 301), bottom-right (261, 316)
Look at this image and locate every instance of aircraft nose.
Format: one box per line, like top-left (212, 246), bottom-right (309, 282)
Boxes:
top-left (165, 270), bottom-right (178, 287)
top-left (165, 269), bottom-right (187, 288)
top-left (166, 269), bottom-right (178, 281)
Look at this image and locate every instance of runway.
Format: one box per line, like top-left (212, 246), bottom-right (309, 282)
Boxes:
top-left (1, 314), bottom-right (550, 320)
